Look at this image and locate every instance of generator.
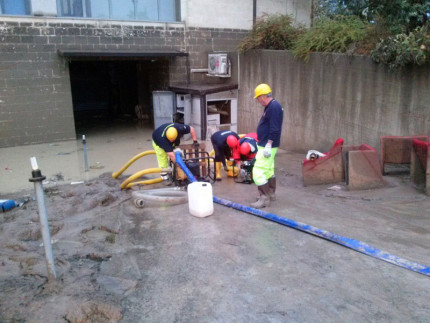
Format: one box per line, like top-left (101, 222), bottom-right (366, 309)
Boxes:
top-left (234, 159), bottom-right (255, 184)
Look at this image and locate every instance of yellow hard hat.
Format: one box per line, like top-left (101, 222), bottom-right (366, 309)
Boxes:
top-left (254, 83), bottom-right (272, 98)
top-left (166, 127), bottom-right (178, 141)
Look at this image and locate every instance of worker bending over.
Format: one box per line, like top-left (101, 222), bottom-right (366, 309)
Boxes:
top-left (238, 132), bottom-right (258, 161)
top-left (210, 130), bottom-right (240, 180)
top-left (152, 122), bottom-right (198, 179)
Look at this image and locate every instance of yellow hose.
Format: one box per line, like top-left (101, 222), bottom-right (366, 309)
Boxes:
top-left (120, 168), bottom-right (163, 189)
top-left (125, 177), bottom-right (163, 189)
top-left (112, 150), bottom-right (156, 179)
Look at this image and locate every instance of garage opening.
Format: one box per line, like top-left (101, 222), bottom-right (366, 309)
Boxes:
top-left (58, 50), bottom-right (188, 137)
top-left (69, 59), bottom-right (168, 135)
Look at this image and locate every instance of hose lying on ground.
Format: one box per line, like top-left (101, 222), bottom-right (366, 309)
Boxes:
top-left (175, 151), bottom-right (430, 277)
top-left (132, 188), bottom-right (188, 208)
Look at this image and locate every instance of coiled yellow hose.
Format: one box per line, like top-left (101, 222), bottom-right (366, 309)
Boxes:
top-left (112, 150), bottom-right (156, 179)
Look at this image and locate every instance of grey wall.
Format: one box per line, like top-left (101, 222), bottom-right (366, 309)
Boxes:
top-left (238, 50), bottom-right (430, 153)
top-left (0, 17), bottom-right (247, 147)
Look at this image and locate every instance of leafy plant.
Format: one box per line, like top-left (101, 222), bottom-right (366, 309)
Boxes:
top-left (368, 0), bottom-right (430, 34)
top-left (292, 16), bottom-right (371, 60)
top-left (371, 23), bottom-right (430, 69)
top-left (315, 0), bottom-right (430, 34)
top-left (237, 14), bottom-right (305, 53)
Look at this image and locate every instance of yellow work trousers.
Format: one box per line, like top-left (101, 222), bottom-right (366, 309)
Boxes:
top-left (252, 146), bottom-right (278, 186)
top-left (152, 140), bottom-right (169, 169)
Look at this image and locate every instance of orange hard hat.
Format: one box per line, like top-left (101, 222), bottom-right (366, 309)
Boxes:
top-left (240, 142), bottom-right (251, 156)
top-left (226, 135), bottom-right (238, 148)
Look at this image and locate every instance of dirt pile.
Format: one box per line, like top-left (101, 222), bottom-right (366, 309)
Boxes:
top-left (0, 173), bottom-right (136, 322)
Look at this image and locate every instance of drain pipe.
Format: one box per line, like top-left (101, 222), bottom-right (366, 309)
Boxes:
top-left (175, 151), bottom-right (430, 277)
top-left (29, 157), bottom-right (57, 282)
top-left (82, 135), bottom-right (89, 172)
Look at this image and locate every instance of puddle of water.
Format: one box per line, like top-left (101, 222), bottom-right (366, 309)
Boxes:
top-left (0, 122), bottom-right (215, 195)
top-left (0, 124), bottom-right (154, 194)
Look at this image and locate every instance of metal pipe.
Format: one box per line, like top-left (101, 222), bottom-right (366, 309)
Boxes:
top-left (175, 151), bottom-right (430, 277)
top-left (190, 68), bottom-right (209, 73)
top-left (83, 135), bottom-right (89, 172)
top-left (29, 157), bottom-right (56, 282)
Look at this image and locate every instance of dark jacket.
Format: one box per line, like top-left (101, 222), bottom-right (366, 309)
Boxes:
top-left (152, 123), bottom-right (191, 152)
top-left (256, 99), bottom-right (284, 148)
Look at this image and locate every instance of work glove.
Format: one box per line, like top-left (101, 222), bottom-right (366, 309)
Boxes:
top-left (193, 140), bottom-right (200, 149)
top-left (263, 142), bottom-right (272, 158)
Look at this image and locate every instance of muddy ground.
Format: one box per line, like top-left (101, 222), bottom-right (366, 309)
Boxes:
top-left (0, 151), bottom-right (429, 322)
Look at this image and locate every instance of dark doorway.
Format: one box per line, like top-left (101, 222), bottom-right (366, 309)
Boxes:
top-left (68, 59), bottom-right (169, 135)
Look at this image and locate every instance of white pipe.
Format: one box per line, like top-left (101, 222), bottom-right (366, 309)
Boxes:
top-left (29, 157), bottom-right (57, 281)
top-left (191, 68), bottom-right (209, 73)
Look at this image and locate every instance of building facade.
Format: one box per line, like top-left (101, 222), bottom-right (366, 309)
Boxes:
top-left (0, 0), bottom-right (312, 147)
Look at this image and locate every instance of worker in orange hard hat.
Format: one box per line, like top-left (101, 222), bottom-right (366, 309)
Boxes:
top-left (210, 130), bottom-right (240, 180)
top-left (152, 122), bottom-right (199, 180)
top-left (251, 83), bottom-right (284, 208)
top-left (237, 132), bottom-right (258, 161)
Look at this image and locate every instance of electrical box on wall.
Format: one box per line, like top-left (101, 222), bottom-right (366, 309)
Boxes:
top-left (208, 53), bottom-right (229, 76)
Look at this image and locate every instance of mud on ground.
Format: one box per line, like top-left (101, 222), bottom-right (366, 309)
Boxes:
top-left (0, 151), bottom-right (429, 322)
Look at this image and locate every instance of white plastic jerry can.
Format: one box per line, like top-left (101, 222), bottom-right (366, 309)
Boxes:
top-left (187, 182), bottom-right (214, 218)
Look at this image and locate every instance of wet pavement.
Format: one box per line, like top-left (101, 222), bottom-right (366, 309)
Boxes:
top-left (0, 123), bottom-right (429, 322)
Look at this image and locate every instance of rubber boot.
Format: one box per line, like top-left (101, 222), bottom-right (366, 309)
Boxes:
top-left (268, 177), bottom-right (276, 201)
top-left (215, 162), bottom-right (222, 181)
top-left (250, 183), bottom-right (271, 209)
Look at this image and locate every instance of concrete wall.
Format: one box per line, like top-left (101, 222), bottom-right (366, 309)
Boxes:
top-left (238, 50), bottom-right (430, 153)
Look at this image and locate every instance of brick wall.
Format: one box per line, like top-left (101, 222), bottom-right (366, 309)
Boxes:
top-left (0, 18), bottom-right (247, 147)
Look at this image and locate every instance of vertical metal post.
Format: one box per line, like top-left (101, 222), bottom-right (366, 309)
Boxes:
top-left (29, 157), bottom-right (56, 282)
top-left (83, 135), bottom-right (89, 172)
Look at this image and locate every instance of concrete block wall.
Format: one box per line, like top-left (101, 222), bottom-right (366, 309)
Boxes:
top-left (0, 17), bottom-right (247, 147)
top-left (238, 50), bottom-right (430, 153)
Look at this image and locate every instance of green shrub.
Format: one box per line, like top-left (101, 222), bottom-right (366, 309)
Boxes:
top-left (292, 15), bottom-right (371, 60)
top-left (237, 14), bottom-right (305, 53)
top-left (369, 0), bottom-right (430, 34)
top-left (371, 23), bottom-right (430, 69)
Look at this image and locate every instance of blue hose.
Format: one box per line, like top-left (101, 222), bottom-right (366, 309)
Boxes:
top-left (175, 152), bottom-right (430, 277)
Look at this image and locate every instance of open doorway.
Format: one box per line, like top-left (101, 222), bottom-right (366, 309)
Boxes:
top-left (68, 59), bottom-right (169, 136)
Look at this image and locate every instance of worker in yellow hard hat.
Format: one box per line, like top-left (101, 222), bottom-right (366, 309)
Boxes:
top-left (152, 123), bottom-right (198, 179)
top-left (251, 83), bottom-right (284, 208)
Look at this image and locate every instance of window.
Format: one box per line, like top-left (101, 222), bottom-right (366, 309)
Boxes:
top-left (58, 0), bottom-right (83, 17)
top-left (57, 0), bottom-right (180, 22)
top-left (0, 0), bottom-right (31, 15)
